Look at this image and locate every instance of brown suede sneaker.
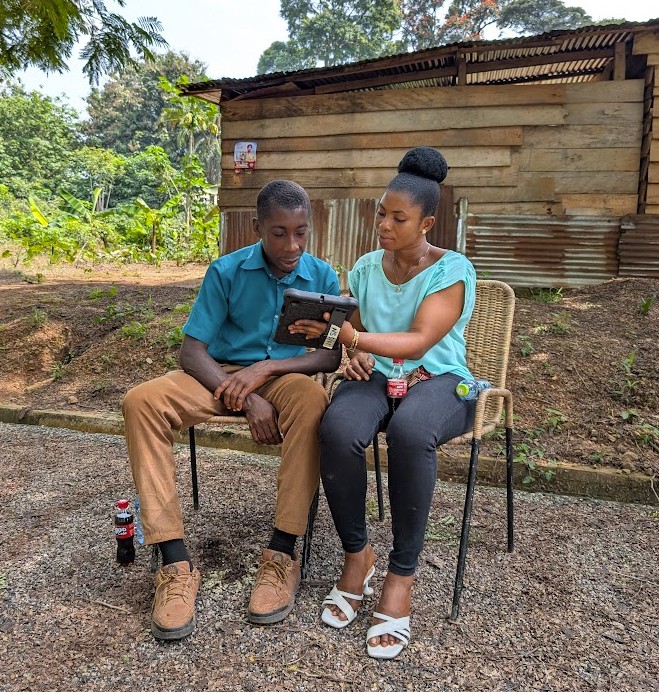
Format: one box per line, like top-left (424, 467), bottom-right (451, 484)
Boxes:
top-left (151, 560), bottom-right (201, 640)
top-left (247, 549), bottom-right (301, 625)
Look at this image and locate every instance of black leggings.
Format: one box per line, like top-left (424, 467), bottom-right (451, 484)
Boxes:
top-left (320, 371), bottom-right (475, 576)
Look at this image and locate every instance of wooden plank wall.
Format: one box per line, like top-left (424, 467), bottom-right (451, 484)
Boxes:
top-left (634, 32), bottom-right (659, 214)
top-left (219, 80), bottom-right (645, 216)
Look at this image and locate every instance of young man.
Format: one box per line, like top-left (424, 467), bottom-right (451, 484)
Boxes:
top-left (122, 180), bottom-right (341, 640)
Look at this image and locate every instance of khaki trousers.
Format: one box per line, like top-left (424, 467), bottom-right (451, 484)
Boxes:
top-left (122, 369), bottom-right (329, 545)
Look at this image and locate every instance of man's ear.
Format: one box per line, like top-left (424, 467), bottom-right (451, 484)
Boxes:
top-left (252, 216), bottom-right (261, 239)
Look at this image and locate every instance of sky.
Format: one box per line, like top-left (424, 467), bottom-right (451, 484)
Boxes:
top-left (16, 0), bottom-right (659, 117)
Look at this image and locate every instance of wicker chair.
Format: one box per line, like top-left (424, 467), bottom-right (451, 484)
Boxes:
top-left (323, 279), bottom-right (516, 620)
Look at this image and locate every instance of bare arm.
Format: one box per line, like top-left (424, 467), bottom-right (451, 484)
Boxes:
top-left (181, 333), bottom-right (340, 414)
top-left (339, 281), bottom-right (465, 360)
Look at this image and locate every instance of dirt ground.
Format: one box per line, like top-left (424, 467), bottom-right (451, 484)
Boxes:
top-left (1, 423), bottom-right (657, 691)
top-left (1, 258), bottom-right (657, 479)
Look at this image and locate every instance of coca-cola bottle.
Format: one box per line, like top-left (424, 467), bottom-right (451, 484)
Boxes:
top-left (114, 499), bottom-right (135, 565)
top-left (387, 358), bottom-right (408, 415)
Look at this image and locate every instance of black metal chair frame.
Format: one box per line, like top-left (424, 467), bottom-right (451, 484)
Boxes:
top-left (188, 426), bottom-right (319, 580)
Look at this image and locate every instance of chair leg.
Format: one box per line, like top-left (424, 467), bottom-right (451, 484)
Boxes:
top-left (150, 544), bottom-right (160, 573)
top-left (189, 426), bottom-right (199, 510)
top-left (450, 437), bottom-right (481, 622)
top-left (373, 436), bottom-right (385, 521)
top-left (301, 488), bottom-right (319, 581)
top-left (506, 426), bottom-right (514, 552)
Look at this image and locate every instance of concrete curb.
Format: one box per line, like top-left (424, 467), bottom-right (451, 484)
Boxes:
top-left (1, 403), bottom-right (656, 506)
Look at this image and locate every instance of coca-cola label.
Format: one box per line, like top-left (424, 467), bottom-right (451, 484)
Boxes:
top-left (115, 524), bottom-right (134, 539)
top-left (387, 378), bottom-right (408, 398)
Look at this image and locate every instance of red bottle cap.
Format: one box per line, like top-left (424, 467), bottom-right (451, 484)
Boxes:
top-left (117, 499), bottom-right (129, 510)
top-left (393, 358), bottom-right (404, 364)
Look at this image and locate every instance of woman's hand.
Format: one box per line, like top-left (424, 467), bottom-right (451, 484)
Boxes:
top-left (287, 311), bottom-right (331, 340)
top-left (345, 352), bottom-right (375, 381)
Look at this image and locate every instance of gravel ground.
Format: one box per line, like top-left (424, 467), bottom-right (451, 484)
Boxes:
top-left (1, 422), bottom-right (658, 691)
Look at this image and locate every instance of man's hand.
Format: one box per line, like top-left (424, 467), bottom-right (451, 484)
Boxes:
top-left (242, 395), bottom-right (282, 445)
top-left (213, 361), bottom-right (274, 411)
top-left (345, 352), bottom-right (375, 381)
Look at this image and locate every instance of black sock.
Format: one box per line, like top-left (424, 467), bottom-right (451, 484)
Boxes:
top-left (268, 528), bottom-right (297, 559)
top-left (158, 539), bottom-right (192, 569)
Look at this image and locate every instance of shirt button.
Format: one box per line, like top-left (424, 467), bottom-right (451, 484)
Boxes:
top-left (267, 346), bottom-right (272, 351)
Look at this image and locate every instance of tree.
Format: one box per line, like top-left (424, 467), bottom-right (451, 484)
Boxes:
top-left (84, 51), bottom-right (208, 161)
top-left (63, 146), bottom-right (125, 210)
top-left (159, 76), bottom-right (220, 234)
top-left (401, 0), bottom-right (594, 49)
top-left (257, 0), bottom-right (402, 73)
top-left (159, 76), bottom-right (221, 182)
top-left (498, 0), bottom-right (592, 36)
top-left (0, 0), bottom-right (167, 85)
top-left (111, 146), bottom-right (178, 209)
top-left (0, 84), bottom-right (79, 197)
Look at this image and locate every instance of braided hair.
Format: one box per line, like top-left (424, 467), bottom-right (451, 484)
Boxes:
top-left (386, 146), bottom-right (448, 217)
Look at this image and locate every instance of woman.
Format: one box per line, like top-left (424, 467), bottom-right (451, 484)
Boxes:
top-left (290, 146), bottom-right (477, 659)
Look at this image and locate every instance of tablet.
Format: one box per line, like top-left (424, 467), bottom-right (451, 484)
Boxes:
top-left (274, 288), bottom-right (358, 349)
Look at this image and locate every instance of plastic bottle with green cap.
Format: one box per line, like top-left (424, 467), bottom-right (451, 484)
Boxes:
top-left (455, 378), bottom-right (491, 400)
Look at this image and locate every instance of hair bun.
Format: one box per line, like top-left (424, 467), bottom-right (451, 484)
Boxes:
top-left (397, 147), bottom-right (448, 184)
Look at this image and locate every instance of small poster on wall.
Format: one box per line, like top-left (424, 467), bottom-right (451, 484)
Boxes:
top-left (234, 141), bottom-right (257, 173)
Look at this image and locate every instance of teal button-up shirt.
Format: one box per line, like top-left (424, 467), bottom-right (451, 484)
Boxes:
top-left (183, 242), bottom-right (340, 365)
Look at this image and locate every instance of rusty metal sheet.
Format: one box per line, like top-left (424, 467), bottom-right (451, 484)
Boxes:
top-left (619, 215), bottom-right (659, 278)
top-left (466, 214), bottom-right (621, 287)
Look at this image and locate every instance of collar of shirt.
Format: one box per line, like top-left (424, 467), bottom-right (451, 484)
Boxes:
top-left (241, 241), bottom-right (314, 283)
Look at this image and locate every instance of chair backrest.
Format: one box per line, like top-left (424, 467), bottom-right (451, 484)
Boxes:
top-left (464, 279), bottom-right (516, 426)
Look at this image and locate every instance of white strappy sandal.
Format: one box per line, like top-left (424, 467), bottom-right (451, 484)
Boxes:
top-left (321, 565), bottom-right (375, 629)
top-left (366, 612), bottom-right (411, 659)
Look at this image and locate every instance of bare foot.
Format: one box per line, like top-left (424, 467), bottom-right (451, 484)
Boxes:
top-left (326, 544), bottom-right (376, 622)
top-left (368, 572), bottom-right (414, 648)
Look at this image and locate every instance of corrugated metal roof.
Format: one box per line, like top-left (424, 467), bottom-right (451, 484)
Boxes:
top-left (181, 20), bottom-right (659, 103)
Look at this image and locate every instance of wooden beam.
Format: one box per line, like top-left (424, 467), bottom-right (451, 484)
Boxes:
top-left (221, 147), bottom-right (512, 171)
top-left (614, 42), bottom-right (627, 81)
top-left (457, 53), bottom-right (467, 86)
top-left (223, 127), bottom-right (524, 153)
top-left (221, 80), bottom-right (643, 121)
top-left (314, 66), bottom-right (457, 95)
top-left (632, 31), bottom-right (659, 55)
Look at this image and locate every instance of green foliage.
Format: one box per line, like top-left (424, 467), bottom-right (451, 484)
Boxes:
top-left (518, 334), bottom-right (534, 357)
top-left (400, 0), bottom-right (593, 49)
top-left (0, 0), bottom-right (167, 85)
top-left (258, 0), bottom-right (402, 73)
top-left (528, 287), bottom-right (564, 304)
top-left (498, 0), bottom-right (592, 35)
top-left (51, 361), bottom-right (66, 381)
top-left (548, 312), bottom-right (571, 335)
top-left (121, 321), bottom-right (148, 339)
top-left (634, 423), bottom-right (659, 451)
top-left (165, 326), bottom-right (184, 348)
top-left (84, 52), bottom-right (208, 162)
top-left (0, 85), bottom-right (79, 196)
top-left (544, 408), bottom-right (567, 432)
top-left (159, 76), bottom-right (221, 184)
top-left (639, 294), bottom-right (656, 316)
top-left (30, 307), bottom-right (48, 327)
top-left (88, 286), bottom-right (118, 300)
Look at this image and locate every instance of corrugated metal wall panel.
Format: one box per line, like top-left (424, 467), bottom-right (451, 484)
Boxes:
top-left (619, 215), bottom-right (659, 277)
top-left (466, 215), bottom-right (621, 287)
